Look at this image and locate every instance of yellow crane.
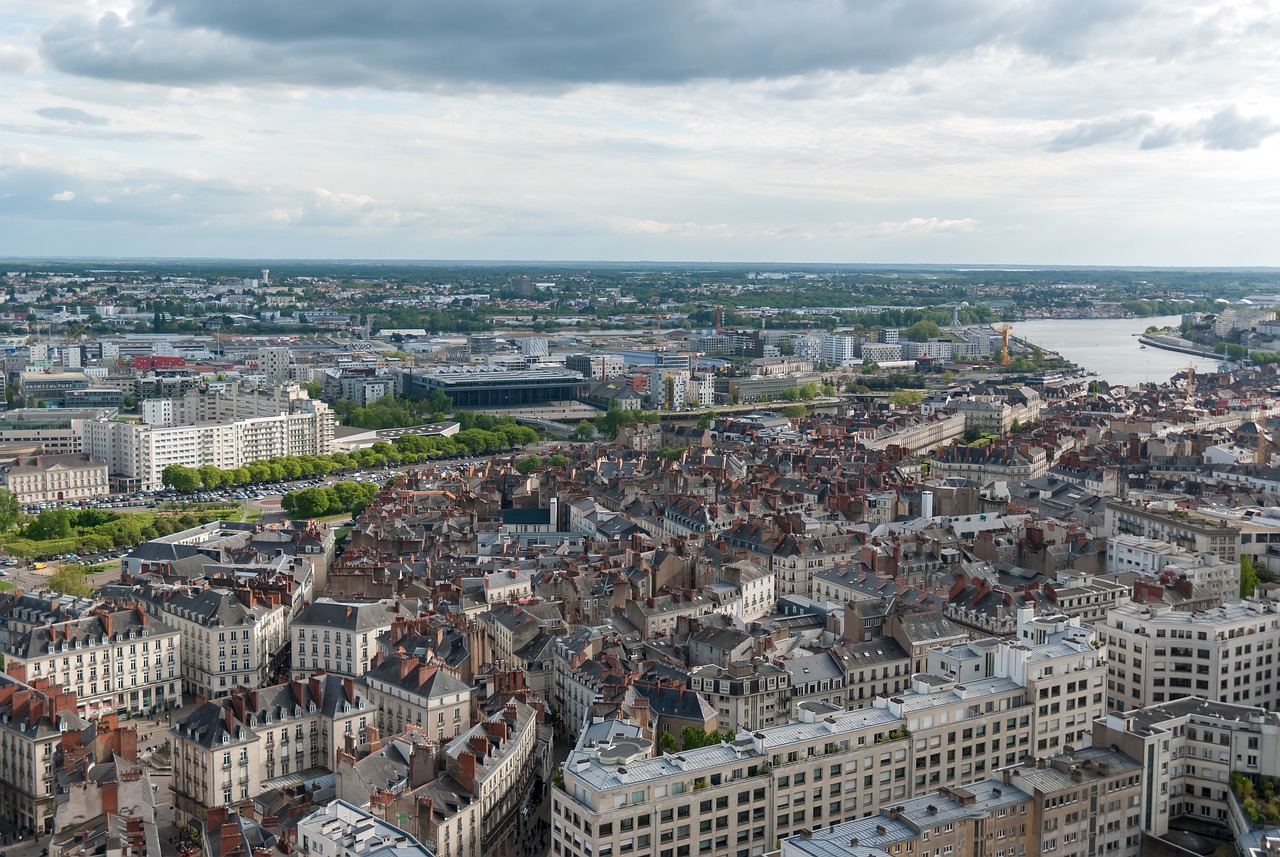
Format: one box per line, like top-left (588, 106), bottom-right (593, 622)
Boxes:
top-left (993, 323), bottom-right (1013, 366)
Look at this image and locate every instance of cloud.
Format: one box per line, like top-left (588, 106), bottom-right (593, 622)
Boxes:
top-left (1140, 106), bottom-right (1279, 151)
top-left (0, 44), bottom-right (36, 74)
top-left (609, 217), bottom-right (735, 238)
top-left (49, 190), bottom-right (76, 201)
top-left (36, 106), bottom-right (109, 126)
top-left (1048, 114), bottom-right (1153, 151)
top-left (874, 217), bottom-right (980, 237)
top-left (38, 0), bottom-right (1153, 90)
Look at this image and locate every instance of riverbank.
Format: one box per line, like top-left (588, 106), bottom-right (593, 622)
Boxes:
top-left (1014, 316), bottom-right (1219, 385)
top-left (1137, 334), bottom-right (1220, 360)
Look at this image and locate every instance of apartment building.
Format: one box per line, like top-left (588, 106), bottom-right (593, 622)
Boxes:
top-left (554, 703), bottom-right (912, 857)
top-left (1105, 500), bottom-right (1241, 564)
top-left (688, 660), bottom-right (792, 733)
top-left (0, 675), bottom-right (78, 837)
top-left (781, 745), bottom-right (1142, 857)
top-left (80, 393), bottom-right (334, 490)
top-left (126, 584), bottom-right (289, 699)
top-left (291, 598), bottom-right (401, 679)
top-left (444, 699), bottom-right (542, 855)
top-left (1099, 590), bottom-right (1280, 712)
top-left (1094, 697), bottom-right (1280, 837)
top-left (171, 675), bottom-right (372, 827)
top-left (359, 652), bottom-right (473, 742)
top-left (769, 534), bottom-right (863, 598)
top-left (3, 606), bottom-right (180, 717)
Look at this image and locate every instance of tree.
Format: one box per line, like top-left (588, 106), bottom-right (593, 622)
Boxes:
top-left (780, 405), bottom-right (806, 418)
top-left (0, 488), bottom-right (19, 532)
top-left (861, 357), bottom-right (879, 375)
top-left (963, 425), bottom-right (983, 444)
top-left (1242, 555), bottom-right (1260, 598)
top-left (777, 339), bottom-right (796, 356)
top-left (197, 465), bottom-right (224, 489)
top-left (659, 731), bottom-right (679, 754)
top-left (548, 454), bottom-right (569, 467)
top-left (905, 320), bottom-right (942, 342)
top-left (515, 455), bottom-right (544, 475)
top-left (1010, 418), bottom-right (1023, 435)
top-left (162, 465), bottom-right (201, 492)
top-left (571, 420), bottom-right (596, 440)
top-left (427, 388), bottom-right (453, 415)
top-left (305, 380), bottom-right (323, 400)
top-left (696, 411), bottom-right (719, 429)
top-left (889, 390), bottom-right (924, 407)
top-left (798, 382), bottom-right (818, 399)
top-left (48, 565), bottom-right (92, 598)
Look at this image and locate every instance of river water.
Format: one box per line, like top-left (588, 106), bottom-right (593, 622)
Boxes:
top-left (1015, 315), bottom-right (1221, 387)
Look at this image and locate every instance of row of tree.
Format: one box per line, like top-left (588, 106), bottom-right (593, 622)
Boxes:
top-left (281, 481), bottom-right (381, 519)
top-left (162, 424), bottom-right (540, 491)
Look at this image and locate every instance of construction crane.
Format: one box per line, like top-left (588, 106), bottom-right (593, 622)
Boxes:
top-left (993, 323), bottom-right (1013, 366)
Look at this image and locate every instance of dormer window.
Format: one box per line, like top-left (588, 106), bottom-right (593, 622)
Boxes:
top-left (222, 733), bottom-right (230, 744)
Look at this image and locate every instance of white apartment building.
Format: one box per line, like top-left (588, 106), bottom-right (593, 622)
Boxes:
top-left (3, 607), bottom-right (180, 717)
top-left (171, 676), bottom-right (373, 827)
top-left (291, 598), bottom-right (400, 679)
top-left (81, 395), bottom-right (334, 490)
top-left (131, 584), bottom-right (289, 699)
top-left (1100, 589), bottom-right (1280, 712)
top-left (820, 333), bottom-right (860, 366)
top-left (1105, 500), bottom-right (1241, 564)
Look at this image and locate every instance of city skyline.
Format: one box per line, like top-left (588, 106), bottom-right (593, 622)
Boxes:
top-left (1, 1), bottom-right (1278, 265)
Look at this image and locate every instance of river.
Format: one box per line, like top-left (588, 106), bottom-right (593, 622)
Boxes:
top-left (1015, 315), bottom-right (1221, 387)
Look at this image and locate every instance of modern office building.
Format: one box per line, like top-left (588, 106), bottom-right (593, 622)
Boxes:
top-left (1099, 588), bottom-right (1280, 712)
top-left (403, 366), bottom-right (586, 408)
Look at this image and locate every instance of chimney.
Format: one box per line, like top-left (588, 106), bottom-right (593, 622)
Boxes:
top-left (457, 751), bottom-right (477, 793)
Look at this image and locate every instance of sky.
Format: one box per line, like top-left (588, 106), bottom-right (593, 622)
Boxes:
top-left (1, 0), bottom-right (1278, 266)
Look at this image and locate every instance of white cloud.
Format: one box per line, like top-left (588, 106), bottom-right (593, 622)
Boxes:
top-left (874, 217), bottom-right (981, 237)
top-left (49, 189), bottom-right (75, 201)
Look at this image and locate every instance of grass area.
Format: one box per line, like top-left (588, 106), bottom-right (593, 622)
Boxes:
top-left (0, 581), bottom-right (14, 592)
top-left (315, 512), bottom-right (355, 524)
top-left (0, 508), bottom-right (237, 559)
top-left (243, 507), bottom-right (263, 524)
top-left (334, 525), bottom-right (352, 541)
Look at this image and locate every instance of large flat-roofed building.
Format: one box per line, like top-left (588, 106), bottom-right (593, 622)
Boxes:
top-left (0, 407), bottom-right (116, 455)
top-left (1105, 499), bottom-right (1241, 564)
top-left (403, 366), bottom-right (586, 408)
top-left (17, 369), bottom-right (91, 406)
top-left (1099, 588), bottom-right (1280, 712)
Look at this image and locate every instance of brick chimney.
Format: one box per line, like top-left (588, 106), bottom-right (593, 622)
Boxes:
top-left (457, 751), bottom-right (477, 793)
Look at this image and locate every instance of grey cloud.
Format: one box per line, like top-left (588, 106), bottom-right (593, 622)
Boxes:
top-left (36, 106), bottom-right (109, 125)
top-left (40, 0), bottom-right (1153, 90)
top-left (1140, 107), bottom-right (1278, 151)
top-left (1048, 114), bottom-right (1153, 151)
top-left (1200, 106), bottom-right (1280, 150)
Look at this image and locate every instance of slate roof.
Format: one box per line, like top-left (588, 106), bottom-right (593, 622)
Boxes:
top-left (174, 675), bottom-right (367, 750)
top-left (295, 598), bottom-right (401, 632)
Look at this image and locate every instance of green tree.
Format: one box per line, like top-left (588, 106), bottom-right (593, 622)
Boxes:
top-left (0, 488), bottom-right (20, 532)
top-left (798, 383), bottom-right (818, 399)
top-left (963, 425), bottom-right (983, 444)
top-left (1242, 555), bottom-right (1260, 598)
top-left (571, 420), bottom-right (596, 440)
top-left (777, 339), bottom-right (795, 356)
top-left (889, 390), bottom-right (924, 406)
top-left (162, 465), bottom-right (201, 492)
top-left (905, 320), bottom-right (942, 342)
top-left (305, 380), bottom-right (323, 399)
top-left (47, 565), bottom-right (92, 597)
top-left (780, 405), bottom-right (806, 418)
top-left (659, 731), bottom-right (679, 753)
top-left (548, 454), bottom-right (569, 467)
top-left (1010, 418), bottom-right (1023, 435)
top-left (696, 411), bottom-right (719, 429)
top-left (515, 455), bottom-right (544, 475)
top-left (427, 388), bottom-right (453, 415)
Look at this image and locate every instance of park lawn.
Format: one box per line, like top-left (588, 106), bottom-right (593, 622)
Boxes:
top-left (243, 507), bottom-right (264, 523)
top-left (0, 581), bottom-right (14, 592)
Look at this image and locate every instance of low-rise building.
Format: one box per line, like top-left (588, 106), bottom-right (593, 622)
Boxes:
top-left (297, 798), bottom-right (435, 857)
top-left (0, 453), bottom-right (110, 504)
